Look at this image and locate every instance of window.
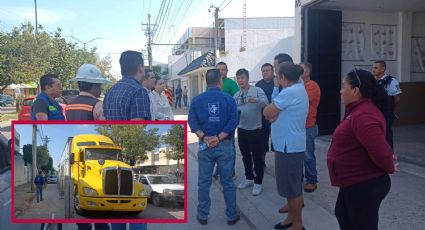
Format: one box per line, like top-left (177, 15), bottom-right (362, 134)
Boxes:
top-left (77, 142), bottom-right (96, 146)
top-left (154, 154), bottom-right (159, 162)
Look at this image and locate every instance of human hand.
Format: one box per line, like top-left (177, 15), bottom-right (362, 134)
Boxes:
top-left (393, 154), bottom-right (400, 172)
top-left (204, 136), bottom-right (219, 148)
top-left (247, 97), bottom-right (256, 103)
top-left (269, 116), bottom-right (278, 123)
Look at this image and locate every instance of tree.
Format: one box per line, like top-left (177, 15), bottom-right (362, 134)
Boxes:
top-left (95, 125), bottom-right (160, 162)
top-left (44, 157), bottom-right (53, 172)
top-left (23, 144), bottom-right (32, 164)
top-left (22, 144), bottom-right (50, 168)
top-left (0, 22), bottom-right (112, 93)
top-left (162, 125), bottom-right (184, 167)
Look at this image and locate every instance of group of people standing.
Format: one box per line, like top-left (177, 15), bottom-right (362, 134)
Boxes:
top-left (31, 51), bottom-right (174, 123)
top-left (30, 50), bottom-right (165, 230)
top-left (27, 47), bottom-right (401, 229)
top-left (188, 53), bottom-right (400, 230)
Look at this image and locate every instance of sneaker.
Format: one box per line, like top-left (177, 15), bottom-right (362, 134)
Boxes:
top-left (197, 216), bottom-right (208, 225)
top-left (252, 184), bottom-right (263, 196)
top-left (238, 179), bottom-right (254, 189)
top-left (304, 183), bottom-right (317, 193)
top-left (227, 213), bottom-right (240, 225)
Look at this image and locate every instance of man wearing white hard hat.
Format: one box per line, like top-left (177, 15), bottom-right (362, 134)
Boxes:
top-left (65, 64), bottom-right (110, 120)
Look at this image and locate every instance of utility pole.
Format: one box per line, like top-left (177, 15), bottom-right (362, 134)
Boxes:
top-left (142, 14), bottom-right (155, 69)
top-left (209, 5), bottom-right (220, 57)
top-left (34, 0), bottom-right (38, 34)
top-left (41, 135), bottom-right (51, 147)
top-left (31, 125), bottom-right (37, 192)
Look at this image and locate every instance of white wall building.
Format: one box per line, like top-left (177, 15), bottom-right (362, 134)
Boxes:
top-left (223, 17), bottom-right (294, 55)
top-left (293, 0), bottom-right (425, 132)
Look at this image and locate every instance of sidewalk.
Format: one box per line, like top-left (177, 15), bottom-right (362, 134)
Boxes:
top-left (14, 182), bottom-right (36, 217)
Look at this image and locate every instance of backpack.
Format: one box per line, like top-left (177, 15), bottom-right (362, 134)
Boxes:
top-left (376, 75), bottom-right (395, 113)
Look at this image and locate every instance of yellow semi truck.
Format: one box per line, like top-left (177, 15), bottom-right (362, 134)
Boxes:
top-left (59, 134), bottom-right (148, 215)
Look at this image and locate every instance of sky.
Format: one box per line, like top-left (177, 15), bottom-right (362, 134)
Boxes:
top-left (14, 124), bottom-right (172, 170)
top-left (0, 0), bottom-right (295, 78)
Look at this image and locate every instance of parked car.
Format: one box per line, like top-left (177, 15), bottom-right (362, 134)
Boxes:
top-left (0, 94), bottom-right (14, 106)
top-left (139, 174), bottom-right (184, 207)
top-left (47, 175), bottom-right (58, 184)
top-left (18, 96), bottom-right (34, 120)
top-left (18, 96), bottom-right (67, 120)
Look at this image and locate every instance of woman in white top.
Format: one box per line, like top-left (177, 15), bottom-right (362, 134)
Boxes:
top-left (150, 77), bottom-right (174, 120)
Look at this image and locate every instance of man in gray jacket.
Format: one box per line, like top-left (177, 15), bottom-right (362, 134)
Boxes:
top-left (233, 68), bottom-right (268, 196)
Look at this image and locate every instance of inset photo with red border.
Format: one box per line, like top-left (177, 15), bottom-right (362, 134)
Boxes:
top-left (11, 120), bottom-right (187, 224)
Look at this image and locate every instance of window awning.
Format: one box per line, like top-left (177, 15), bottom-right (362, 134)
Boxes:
top-left (177, 51), bottom-right (216, 76)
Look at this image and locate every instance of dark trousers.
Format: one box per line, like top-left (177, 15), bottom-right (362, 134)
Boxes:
top-left (260, 121), bottom-right (274, 153)
top-left (335, 174), bottom-right (391, 230)
top-left (237, 128), bottom-right (264, 184)
top-left (384, 112), bottom-right (394, 149)
top-left (175, 95), bottom-right (182, 108)
top-left (77, 223), bottom-right (110, 230)
top-left (183, 95), bottom-right (188, 107)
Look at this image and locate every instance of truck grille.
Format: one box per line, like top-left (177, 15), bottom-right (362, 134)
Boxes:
top-left (104, 168), bottom-right (133, 195)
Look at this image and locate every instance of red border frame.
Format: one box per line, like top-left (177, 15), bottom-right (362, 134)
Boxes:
top-left (11, 120), bottom-right (188, 224)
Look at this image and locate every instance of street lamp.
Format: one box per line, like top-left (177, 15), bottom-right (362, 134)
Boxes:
top-left (69, 36), bottom-right (102, 50)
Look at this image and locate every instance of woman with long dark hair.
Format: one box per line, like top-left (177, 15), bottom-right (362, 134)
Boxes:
top-left (327, 69), bottom-right (395, 230)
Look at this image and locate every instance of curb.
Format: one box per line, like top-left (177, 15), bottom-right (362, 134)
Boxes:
top-left (187, 143), bottom-right (257, 230)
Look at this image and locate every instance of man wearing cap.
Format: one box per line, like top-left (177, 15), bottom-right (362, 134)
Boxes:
top-left (103, 50), bottom-right (151, 120)
top-left (66, 64), bottom-right (110, 120)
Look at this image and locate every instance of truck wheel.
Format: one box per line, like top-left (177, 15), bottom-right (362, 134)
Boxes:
top-left (73, 192), bottom-right (86, 216)
top-left (152, 193), bottom-right (162, 207)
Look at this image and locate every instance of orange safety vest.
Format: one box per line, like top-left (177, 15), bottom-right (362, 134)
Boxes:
top-left (165, 89), bottom-right (173, 106)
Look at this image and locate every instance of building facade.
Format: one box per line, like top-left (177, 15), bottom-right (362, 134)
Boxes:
top-left (294, 0), bottom-right (425, 133)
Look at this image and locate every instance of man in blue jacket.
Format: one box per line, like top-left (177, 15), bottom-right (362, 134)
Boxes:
top-left (188, 69), bottom-right (240, 226)
top-left (34, 170), bottom-right (45, 203)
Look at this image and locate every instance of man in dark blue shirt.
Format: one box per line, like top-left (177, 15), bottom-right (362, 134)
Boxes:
top-left (188, 69), bottom-right (240, 226)
top-left (103, 50), bottom-right (151, 120)
top-left (255, 63), bottom-right (276, 166)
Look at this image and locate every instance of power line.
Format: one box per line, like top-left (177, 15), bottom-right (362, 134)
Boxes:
top-left (155, 0), bottom-right (174, 45)
top-left (218, 0), bottom-right (227, 9)
top-left (221, 0), bottom-right (233, 11)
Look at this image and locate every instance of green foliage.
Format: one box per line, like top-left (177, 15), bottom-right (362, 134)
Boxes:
top-left (0, 22), bottom-right (113, 92)
top-left (23, 144), bottom-right (33, 164)
top-left (22, 144), bottom-right (50, 168)
top-left (95, 125), bottom-right (160, 162)
top-left (162, 125), bottom-right (184, 165)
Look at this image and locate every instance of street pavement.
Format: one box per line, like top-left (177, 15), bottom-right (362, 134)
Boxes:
top-left (16, 183), bottom-right (65, 219)
top-left (1, 110), bottom-right (425, 229)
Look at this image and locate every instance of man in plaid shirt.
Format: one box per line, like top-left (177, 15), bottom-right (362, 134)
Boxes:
top-left (103, 50), bottom-right (151, 120)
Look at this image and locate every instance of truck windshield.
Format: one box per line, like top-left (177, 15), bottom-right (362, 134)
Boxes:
top-left (85, 149), bottom-right (123, 161)
top-left (147, 175), bottom-right (177, 184)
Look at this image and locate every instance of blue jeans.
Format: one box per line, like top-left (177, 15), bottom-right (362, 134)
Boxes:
top-left (36, 185), bottom-right (43, 202)
top-left (183, 95), bottom-right (188, 107)
top-left (304, 125), bottom-right (318, 183)
top-left (197, 140), bottom-right (239, 221)
top-left (110, 223), bottom-right (147, 230)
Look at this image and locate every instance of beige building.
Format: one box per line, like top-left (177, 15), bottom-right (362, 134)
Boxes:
top-left (135, 147), bottom-right (184, 175)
